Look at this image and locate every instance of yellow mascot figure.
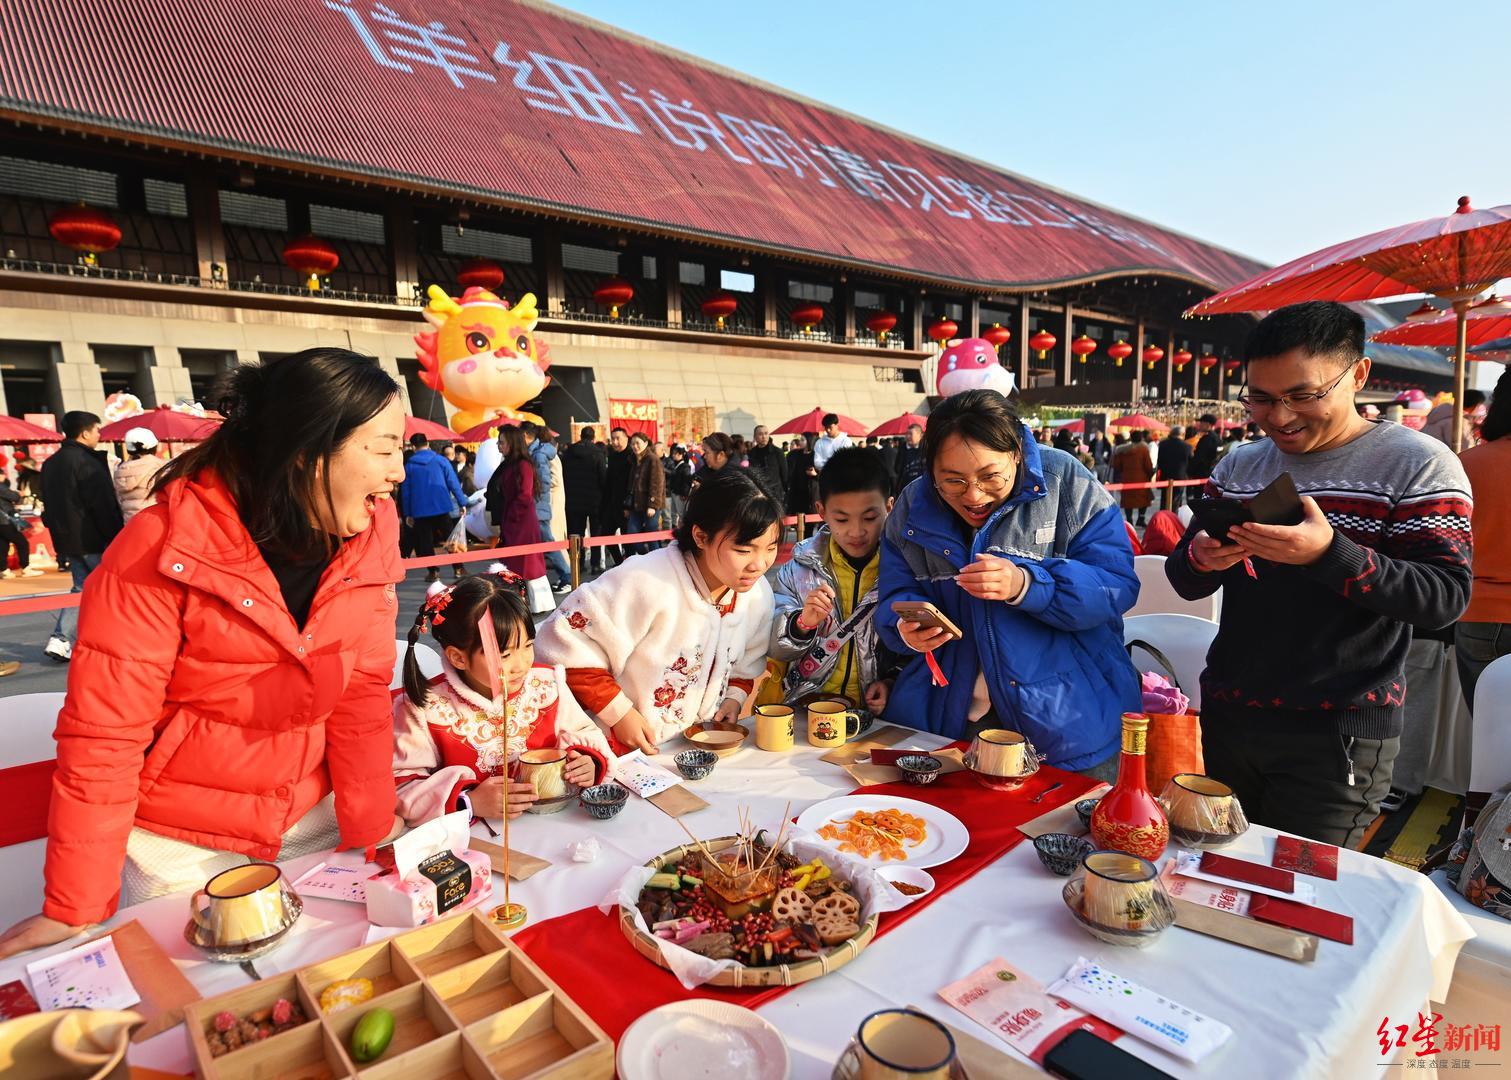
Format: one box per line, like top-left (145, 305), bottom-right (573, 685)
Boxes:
top-left (414, 285), bottom-right (550, 433)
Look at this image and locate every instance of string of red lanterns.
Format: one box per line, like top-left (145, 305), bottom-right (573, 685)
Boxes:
top-left (1171, 347), bottom-right (1192, 372)
top-left (927, 316), bottom-right (958, 345)
top-left (1108, 340), bottom-right (1133, 367)
top-left (1198, 354), bottom-right (1219, 374)
top-left (593, 276), bottom-right (634, 318)
top-left (700, 291), bottom-right (738, 329)
top-left (457, 258), bottom-right (505, 291)
top-left (48, 204), bottom-right (122, 266)
top-left (865, 310), bottom-right (898, 341)
top-left (1143, 343), bottom-right (1166, 368)
top-left (982, 323), bottom-right (1011, 350)
top-left (281, 234), bottom-right (340, 291)
top-left (790, 302), bottom-right (825, 334)
top-left (1029, 330), bottom-right (1057, 360)
top-left (1070, 335), bottom-right (1097, 364)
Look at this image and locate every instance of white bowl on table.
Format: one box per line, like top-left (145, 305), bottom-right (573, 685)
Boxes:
top-left (876, 865), bottom-right (936, 904)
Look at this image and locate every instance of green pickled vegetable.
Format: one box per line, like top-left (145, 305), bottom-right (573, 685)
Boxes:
top-left (646, 872), bottom-right (682, 891)
top-left (350, 1007), bottom-right (395, 1063)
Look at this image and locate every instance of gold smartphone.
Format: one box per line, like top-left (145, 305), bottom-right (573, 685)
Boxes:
top-left (889, 600), bottom-right (964, 641)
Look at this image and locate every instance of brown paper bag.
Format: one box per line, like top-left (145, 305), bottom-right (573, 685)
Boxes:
top-left (846, 747), bottom-right (968, 788)
top-left (818, 725), bottom-right (913, 768)
top-left (648, 785), bottom-right (710, 817)
top-left (1170, 895), bottom-right (1319, 962)
top-left (470, 839), bottom-right (551, 882)
top-left (81, 920), bottom-right (200, 1043)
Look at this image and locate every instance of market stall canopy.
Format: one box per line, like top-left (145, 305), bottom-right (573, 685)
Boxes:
top-left (869, 412), bottom-right (928, 437)
top-left (1370, 296), bottom-right (1511, 348)
top-left (772, 409), bottom-right (868, 437)
top-left (0, 415), bottom-right (63, 443)
top-left (0, 0), bottom-right (1263, 294)
top-left (97, 405), bottom-right (220, 443)
top-left (1110, 413), bottom-right (1170, 432)
top-left (404, 415), bottom-right (459, 442)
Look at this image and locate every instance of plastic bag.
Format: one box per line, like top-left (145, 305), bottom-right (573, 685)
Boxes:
top-left (441, 516), bottom-right (469, 554)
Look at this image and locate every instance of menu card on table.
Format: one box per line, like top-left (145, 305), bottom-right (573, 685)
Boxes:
top-left (26, 936), bottom-right (140, 1011)
top-left (938, 957), bottom-right (1121, 1065)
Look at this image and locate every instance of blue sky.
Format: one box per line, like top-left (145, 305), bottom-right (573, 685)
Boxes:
top-left (555, 0), bottom-right (1507, 266)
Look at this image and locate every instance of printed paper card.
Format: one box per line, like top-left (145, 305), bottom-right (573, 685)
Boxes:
top-left (293, 862), bottom-right (370, 904)
top-left (611, 750), bottom-right (682, 799)
top-left (26, 936), bottom-right (141, 1011)
top-left (1272, 836), bottom-right (1340, 880)
top-left (1174, 849), bottom-right (1316, 904)
top-left (1159, 863), bottom-right (1253, 917)
top-left (938, 957), bottom-right (1121, 1064)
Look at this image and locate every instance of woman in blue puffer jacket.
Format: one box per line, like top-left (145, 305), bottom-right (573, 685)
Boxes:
top-left (876, 390), bottom-right (1141, 777)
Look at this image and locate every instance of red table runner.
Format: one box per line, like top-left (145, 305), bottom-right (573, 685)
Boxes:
top-left (0, 759), bottom-right (55, 847)
top-left (512, 762), bottom-right (1096, 1039)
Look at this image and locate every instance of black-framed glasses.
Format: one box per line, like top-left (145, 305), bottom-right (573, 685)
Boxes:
top-left (1237, 364), bottom-right (1355, 414)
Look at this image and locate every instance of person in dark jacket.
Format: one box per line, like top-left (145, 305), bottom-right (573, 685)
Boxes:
top-left (1190, 414), bottom-right (1220, 479)
top-left (745, 425), bottom-right (787, 506)
top-left (41, 411), bottom-right (124, 661)
top-left (665, 445), bottom-right (695, 528)
top-left (600, 427), bottom-right (633, 568)
top-left (1156, 426), bottom-right (1193, 509)
top-left (894, 423), bottom-right (926, 495)
top-left (561, 427), bottom-right (609, 572)
top-left (401, 434), bottom-right (467, 582)
top-left (785, 433), bottom-right (817, 517)
top-left (626, 432), bottom-right (666, 555)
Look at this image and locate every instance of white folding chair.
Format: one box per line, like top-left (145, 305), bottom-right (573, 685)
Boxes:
top-left (1130, 555), bottom-right (1221, 620)
top-left (0, 693), bottom-right (62, 931)
top-left (1470, 653), bottom-right (1511, 802)
top-left (1123, 613), bottom-right (1219, 711)
top-left (391, 640), bottom-right (444, 692)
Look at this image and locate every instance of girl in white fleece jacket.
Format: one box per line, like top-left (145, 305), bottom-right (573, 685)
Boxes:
top-left (535, 469), bottom-right (781, 753)
top-left (393, 571), bottom-right (612, 823)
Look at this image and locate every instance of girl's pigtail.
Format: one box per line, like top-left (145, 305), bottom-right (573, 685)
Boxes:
top-left (402, 610), bottom-right (431, 707)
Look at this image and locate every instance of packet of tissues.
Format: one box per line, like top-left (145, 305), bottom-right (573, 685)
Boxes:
top-left (365, 811), bottom-right (492, 927)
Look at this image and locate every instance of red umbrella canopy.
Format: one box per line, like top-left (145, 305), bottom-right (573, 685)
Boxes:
top-left (454, 418), bottom-right (559, 442)
top-left (404, 415), bottom-right (457, 442)
top-left (869, 412), bottom-right (928, 437)
top-left (1370, 306), bottom-right (1511, 348)
top-left (1110, 413), bottom-right (1170, 432)
top-left (771, 408), bottom-right (868, 437)
top-left (1187, 197), bottom-right (1511, 316)
top-left (98, 405), bottom-right (220, 443)
top-left (0, 415), bottom-right (63, 443)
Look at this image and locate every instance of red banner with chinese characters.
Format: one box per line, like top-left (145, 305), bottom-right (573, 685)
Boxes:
top-left (608, 398), bottom-right (659, 442)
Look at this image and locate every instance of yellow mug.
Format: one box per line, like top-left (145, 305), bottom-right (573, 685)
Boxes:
top-left (516, 748), bottom-right (568, 799)
top-left (190, 863), bottom-right (293, 946)
top-left (856, 1008), bottom-right (956, 1080)
top-left (807, 700), bottom-right (861, 749)
top-left (754, 704), bottom-right (795, 752)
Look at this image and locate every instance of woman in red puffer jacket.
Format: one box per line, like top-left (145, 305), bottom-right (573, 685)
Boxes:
top-left (0, 349), bottom-right (409, 959)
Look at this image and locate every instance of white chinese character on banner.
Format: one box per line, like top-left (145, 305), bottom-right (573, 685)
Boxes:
top-left (327, 1), bottom-right (495, 88)
top-left (879, 162), bottom-right (971, 218)
top-left (936, 177), bottom-right (1033, 225)
top-left (493, 43), bottom-right (640, 131)
top-left (811, 144), bottom-right (903, 202)
top-left (718, 114), bottom-right (787, 167)
top-left (750, 122), bottom-right (836, 186)
top-left (646, 93), bottom-right (751, 163)
top-left (619, 83), bottom-right (700, 147)
top-left (491, 41), bottom-right (572, 114)
top-left (1000, 193), bottom-right (1077, 228)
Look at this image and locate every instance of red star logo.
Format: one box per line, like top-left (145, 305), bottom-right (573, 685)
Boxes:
top-left (1366, 691), bottom-right (1378, 702)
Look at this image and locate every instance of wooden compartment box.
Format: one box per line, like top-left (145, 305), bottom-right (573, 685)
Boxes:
top-left (184, 912), bottom-right (611, 1080)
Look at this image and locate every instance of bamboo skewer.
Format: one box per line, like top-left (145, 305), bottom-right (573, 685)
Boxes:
top-left (757, 801), bottom-right (792, 876)
top-left (673, 817), bottom-right (732, 878)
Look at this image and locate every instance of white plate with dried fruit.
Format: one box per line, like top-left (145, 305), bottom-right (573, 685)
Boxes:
top-left (796, 795), bottom-right (968, 869)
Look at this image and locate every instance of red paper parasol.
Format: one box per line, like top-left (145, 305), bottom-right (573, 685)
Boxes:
top-left (455, 418), bottom-right (557, 442)
top-left (1110, 413), bottom-right (1171, 432)
top-left (1370, 294), bottom-right (1511, 348)
top-left (98, 405), bottom-right (220, 443)
top-left (1186, 196), bottom-right (1511, 449)
top-left (869, 412), bottom-right (928, 437)
top-left (404, 415), bottom-right (457, 442)
top-left (771, 408), bottom-right (868, 437)
top-left (0, 415), bottom-right (63, 443)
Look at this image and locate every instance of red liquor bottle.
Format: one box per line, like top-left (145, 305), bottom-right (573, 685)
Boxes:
top-left (1089, 714), bottom-right (1169, 861)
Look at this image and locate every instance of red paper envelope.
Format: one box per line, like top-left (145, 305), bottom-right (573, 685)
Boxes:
top-left (1272, 836), bottom-right (1340, 880)
top-left (1249, 894), bottom-right (1354, 945)
top-left (0, 979), bottom-right (39, 1020)
top-left (1200, 851), bottom-right (1296, 893)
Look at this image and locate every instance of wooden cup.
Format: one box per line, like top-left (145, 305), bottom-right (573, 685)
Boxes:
top-left (856, 1008), bottom-right (956, 1080)
top-left (754, 704), bottom-right (795, 752)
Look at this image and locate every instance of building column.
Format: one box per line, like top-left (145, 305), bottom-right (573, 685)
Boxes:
top-left (966, 297), bottom-right (980, 340)
top-left (661, 248), bottom-right (681, 328)
top-left (185, 168), bottom-right (226, 284)
top-left (386, 204), bottom-right (419, 304)
top-left (54, 342), bottom-right (107, 414)
top-left (144, 348), bottom-right (194, 407)
top-left (911, 290), bottom-right (925, 351)
top-left (1060, 307), bottom-right (1073, 386)
top-left (541, 224), bottom-right (565, 314)
top-left (841, 280), bottom-right (856, 344)
top-left (760, 263), bottom-right (778, 335)
top-left (1017, 296), bottom-right (1031, 390)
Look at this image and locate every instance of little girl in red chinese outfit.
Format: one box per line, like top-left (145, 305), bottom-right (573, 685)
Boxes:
top-left (393, 569), bottom-right (612, 823)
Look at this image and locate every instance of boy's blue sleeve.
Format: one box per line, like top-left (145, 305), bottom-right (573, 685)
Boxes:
top-left (1005, 503), bottom-right (1140, 632)
top-left (876, 531), bottom-right (933, 654)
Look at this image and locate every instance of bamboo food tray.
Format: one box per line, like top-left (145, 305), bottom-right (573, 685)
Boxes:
top-left (183, 911), bottom-right (612, 1080)
top-left (619, 836), bottom-right (879, 988)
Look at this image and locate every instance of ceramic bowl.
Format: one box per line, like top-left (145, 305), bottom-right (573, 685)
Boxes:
top-left (876, 865), bottom-right (936, 904)
top-left (1062, 875), bottom-right (1175, 948)
top-left (1075, 797), bottom-right (1102, 830)
top-left (674, 749), bottom-right (719, 781)
top-left (1033, 832), bottom-right (1095, 876)
top-left (579, 783), bottom-right (630, 820)
top-left (682, 720), bottom-right (749, 758)
top-left (895, 753), bottom-right (943, 786)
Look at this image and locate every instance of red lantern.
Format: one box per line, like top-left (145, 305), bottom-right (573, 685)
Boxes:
top-left (927, 317), bottom-right (959, 345)
top-left (457, 258), bottom-right (504, 291)
top-left (700, 291), bottom-right (738, 329)
top-left (1070, 335), bottom-right (1097, 364)
top-left (1143, 344), bottom-right (1166, 369)
top-left (982, 322), bottom-right (1011, 350)
top-left (1224, 358), bottom-right (1242, 374)
top-left (791, 302), bottom-right (825, 334)
top-left (1199, 354), bottom-right (1219, 374)
top-left (593, 276), bottom-right (635, 318)
top-left (1171, 347), bottom-right (1192, 372)
top-left (282, 234), bottom-right (340, 291)
top-left (1029, 330), bottom-right (1057, 360)
top-left (1107, 340), bottom-right (1133, 367)
top-left (49, 204), bottom-right (122, 266)
top-left (865, 310), bottom-right (898, 341)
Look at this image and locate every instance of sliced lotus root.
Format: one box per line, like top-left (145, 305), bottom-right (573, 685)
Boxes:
top-left (813, 891), bottom-right (860, 923)
top-left (771, 887), bottom-right (814, 922)
top-left (814, 912), bottom-right (861, 946)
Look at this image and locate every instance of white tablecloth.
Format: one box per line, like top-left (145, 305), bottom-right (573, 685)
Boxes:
top-left (0, 734), bottom-right (1474, 1079)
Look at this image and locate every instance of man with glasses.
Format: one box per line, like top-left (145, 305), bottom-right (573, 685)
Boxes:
top-left (1166, 302), bottom-right (1473, 848)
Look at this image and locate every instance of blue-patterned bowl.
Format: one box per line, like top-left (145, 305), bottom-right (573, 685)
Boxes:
top-left (674, 749), bottom-right (719, 781)
top-left (896, 753), bottom-right (943, 786)
top-left (579, 783), bottom-right (630, 820)
top-left (1034, 833), bottom-right (1095, 876)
